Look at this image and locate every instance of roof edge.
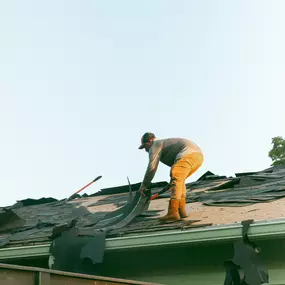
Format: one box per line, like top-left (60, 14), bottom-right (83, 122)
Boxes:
top-left (1, 218), bottom-right (285, 260)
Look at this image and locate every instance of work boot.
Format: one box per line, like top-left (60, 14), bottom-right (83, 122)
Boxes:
top-left (159, 199), bottom-right (180, 223)
top-left (179, 196), bottom-right (188, 218)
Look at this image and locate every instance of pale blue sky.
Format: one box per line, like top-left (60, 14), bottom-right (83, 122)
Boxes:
top-left (0, 1), bottom-right (284, 206)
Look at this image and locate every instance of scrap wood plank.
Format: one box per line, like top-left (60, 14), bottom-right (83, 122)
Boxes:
top-left (0, 263), bottom-right (163, 285)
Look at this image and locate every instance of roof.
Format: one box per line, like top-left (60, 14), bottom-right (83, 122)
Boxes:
top-left (1, 165), bottom-right (285, 257)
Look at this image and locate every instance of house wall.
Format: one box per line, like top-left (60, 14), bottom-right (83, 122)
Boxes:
top-left (99, 238), bottom-right (285, 285)
top-left (6, 237), bottom-right (285, 285)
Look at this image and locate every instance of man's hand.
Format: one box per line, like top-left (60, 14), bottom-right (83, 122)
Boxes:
top-left (139, 186), bottom-right (147, 196)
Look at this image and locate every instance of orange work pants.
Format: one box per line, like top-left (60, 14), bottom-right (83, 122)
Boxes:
top-left (169, 152), bottom-right (204, 199)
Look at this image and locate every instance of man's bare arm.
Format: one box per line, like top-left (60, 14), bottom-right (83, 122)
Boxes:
top-left (140, 142), bottom-right (162, 190)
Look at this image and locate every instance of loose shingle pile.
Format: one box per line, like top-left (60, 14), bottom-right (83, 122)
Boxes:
top-left (186, 166), bottom-right (285, 206)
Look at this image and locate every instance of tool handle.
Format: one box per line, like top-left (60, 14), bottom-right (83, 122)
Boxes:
top-left (150, 184), bottom-right (169, 200)
top-left (67, 176), bottom-right (102, 201)
top-left (75, 175), bottom-right (102, 195)
top-left (150, 193), bottom-right (159, 200)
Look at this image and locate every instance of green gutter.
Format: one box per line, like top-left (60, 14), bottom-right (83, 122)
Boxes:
top-left (1, 219), bottom-right (285, 260)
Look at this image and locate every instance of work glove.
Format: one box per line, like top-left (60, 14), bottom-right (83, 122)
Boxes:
top-left (138, 186), bottom-right (147, 196)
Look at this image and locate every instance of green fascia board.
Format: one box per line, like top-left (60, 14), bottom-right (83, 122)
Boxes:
top-left (1, 219), bottom-right (285, 260)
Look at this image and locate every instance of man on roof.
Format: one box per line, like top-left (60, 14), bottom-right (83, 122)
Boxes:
top-left (138, 132), bottom-right (204, 223)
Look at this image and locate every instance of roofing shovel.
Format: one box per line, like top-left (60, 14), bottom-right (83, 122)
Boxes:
top-left (67, 176), bottom-right (102, 201)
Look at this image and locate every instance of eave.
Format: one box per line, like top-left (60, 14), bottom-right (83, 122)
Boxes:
top-left (1, 218), bottom-right (285, 260)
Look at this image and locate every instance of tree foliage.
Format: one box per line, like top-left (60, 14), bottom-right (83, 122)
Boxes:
top-left (269, 136), bottom-right (285, 166)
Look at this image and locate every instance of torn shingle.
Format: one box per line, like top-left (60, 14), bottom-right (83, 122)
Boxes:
top-left (49, 228), bottom-right (106, 274)
top-left (0, 210), bottom-right (24, 233)
top-left (223, 220), bottom-right (269, 285)
top-left (0, 166), bottom-right (285, 250)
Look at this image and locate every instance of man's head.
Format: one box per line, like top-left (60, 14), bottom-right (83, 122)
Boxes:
top-left (138, 132), bottom-right (156, 152)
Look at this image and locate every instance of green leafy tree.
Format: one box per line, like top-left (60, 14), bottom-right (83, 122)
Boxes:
top-left (269, 136), bottom-right (285, 166)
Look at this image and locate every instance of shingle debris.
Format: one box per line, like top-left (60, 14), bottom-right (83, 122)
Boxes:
top-left (0, 166), bottom-right (284, 249)
top-left (187, 166), bottom-right (285, 206)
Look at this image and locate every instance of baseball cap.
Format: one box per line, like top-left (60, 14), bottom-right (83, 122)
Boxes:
top-left (138, 132), bottom-right (156, 149)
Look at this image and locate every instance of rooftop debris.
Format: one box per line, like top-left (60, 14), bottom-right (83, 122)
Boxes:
top-left (0, 166), bottom-right (284, 250)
